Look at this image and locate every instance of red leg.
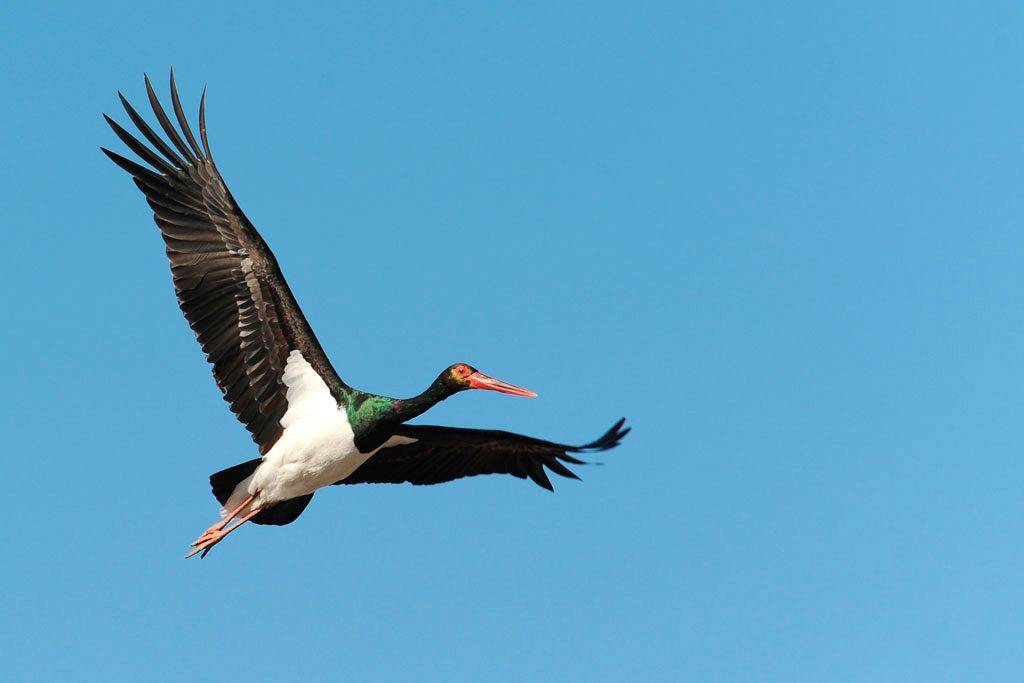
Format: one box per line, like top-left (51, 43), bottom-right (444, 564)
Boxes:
top-left (185, 505), bottom-right (264, 559)
top-left (191, 493), bottom-right (256, 547)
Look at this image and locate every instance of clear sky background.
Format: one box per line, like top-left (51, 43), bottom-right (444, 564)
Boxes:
top-left (3, 2), bottom-right (1023, 681)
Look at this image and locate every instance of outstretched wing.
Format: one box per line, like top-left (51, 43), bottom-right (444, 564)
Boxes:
top-left (103, 72), bottom-right (350, 454)
top-left (339, 419), bottom-right (630, 490)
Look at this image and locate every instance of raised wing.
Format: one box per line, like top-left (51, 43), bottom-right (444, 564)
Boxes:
top-left (103, 72), bottom-right (349, 454)
top-left (339, 418), bottom-right (629, 490)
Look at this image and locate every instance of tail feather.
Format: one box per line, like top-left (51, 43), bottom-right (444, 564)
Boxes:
top-left (254, 494), bottom-right (314, 526)
top-left (210, 458), bottom-right (261, 506)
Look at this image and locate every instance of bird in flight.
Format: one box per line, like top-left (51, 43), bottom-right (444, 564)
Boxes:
top-left (103, 72), bottom-right (630, 559)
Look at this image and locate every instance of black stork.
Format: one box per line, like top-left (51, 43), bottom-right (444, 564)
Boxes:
top-left (102, 72), bottom-right (630, 559)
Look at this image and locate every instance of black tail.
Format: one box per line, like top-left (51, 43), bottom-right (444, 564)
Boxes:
top-left (208, 459), bottom-right (314, 526)
top-left (210, 458), bottom-right (261, 505)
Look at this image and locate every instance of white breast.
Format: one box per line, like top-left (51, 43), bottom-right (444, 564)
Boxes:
top-left (221, 350), bottom-right (417, 517)
top-left (248, 351), bottom-right (364, 506)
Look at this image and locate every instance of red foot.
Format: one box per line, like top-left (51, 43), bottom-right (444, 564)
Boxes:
top-left (186, 528), bottom-right (227, 559)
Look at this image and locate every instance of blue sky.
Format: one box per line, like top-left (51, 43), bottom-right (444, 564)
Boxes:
top-left (3, 1), bottom-right (1024, 680)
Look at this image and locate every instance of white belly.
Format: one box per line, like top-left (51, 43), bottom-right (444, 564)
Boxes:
top-left (215, 350), bottom-right (358, 516)
top-left (250, 406), bottom-right (367, 505)
top-left (249, 350), bottom-right (365, 508)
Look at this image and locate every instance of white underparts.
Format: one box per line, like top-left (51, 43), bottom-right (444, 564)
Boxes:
top-left (220, 350), bottom-right (417, 517)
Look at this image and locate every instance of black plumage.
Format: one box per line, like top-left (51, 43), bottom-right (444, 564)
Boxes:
top-left (105, 73), bottom-right (630, 552)
top-left (102, 71), bottom-right (350, 455)
top-left (338, 418), bottom-right (630, 491)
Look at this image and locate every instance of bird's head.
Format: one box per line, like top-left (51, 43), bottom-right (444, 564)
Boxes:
top-left (439, 363), bottom-right (538, 398)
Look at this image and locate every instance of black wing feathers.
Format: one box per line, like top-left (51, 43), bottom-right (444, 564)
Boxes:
top-left (340, 418), bottom-right (630, 491)
top-left (167, 71), bottom-right (204, 160)
top-left (103, 72), bottom-right (349, 453)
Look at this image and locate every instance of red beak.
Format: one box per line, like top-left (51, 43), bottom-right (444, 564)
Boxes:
top-left (467, 371), bottom-right (538, 398)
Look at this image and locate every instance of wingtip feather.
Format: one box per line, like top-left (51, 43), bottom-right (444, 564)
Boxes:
top-left (169, 68), bottom-right (204, 159)
top-left (568, 417), bottom-right (630, 453)
top-left (103, 113), bottom-right (175, 174)
top-left (144, 70), bottom-right (195, 163)
top-left (199, 86), bottom-right (212, 161)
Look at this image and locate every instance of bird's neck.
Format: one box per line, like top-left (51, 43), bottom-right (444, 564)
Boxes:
top-left (347, 382), bottom-right (450, 453)
top-left (348, 376), bottom-right (455, 452)
top-left (390, 380), bottom-right (452, 424)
